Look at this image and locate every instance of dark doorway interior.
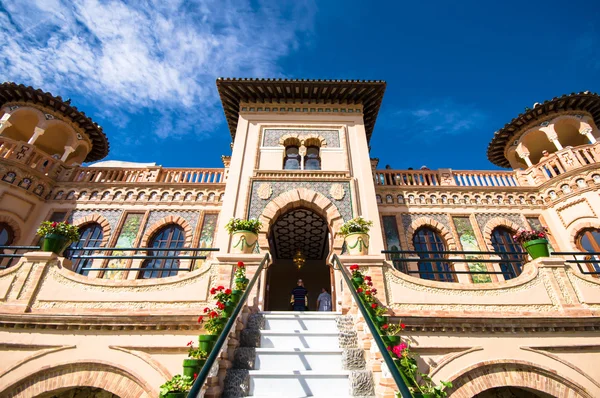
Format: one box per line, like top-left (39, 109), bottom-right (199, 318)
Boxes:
top-left (266, 208), bottom-right (331, 311)
top-left (474, 387), bottom-right (555, 398)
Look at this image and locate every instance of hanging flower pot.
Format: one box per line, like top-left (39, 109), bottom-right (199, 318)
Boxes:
top-left (182, 358), bottom-right (205, 378)
top-left (41, 233), bottom-right (71, 255)
top-left (198, 334), bottom-right (218, 353)
top-left (522, 239), bottom-right (550, 259)
top-left (345, 233), bottom-right (370, 255)
top-left (230, 290), bottom-right (243, 304)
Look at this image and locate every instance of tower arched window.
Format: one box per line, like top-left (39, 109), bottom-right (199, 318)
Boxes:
top-left (65, 223), bottom-right (104, 275)
top-left (283, 146), bottom-right (301, 170)
top-left (139, 224), bottom-right (185, 279)
top-left (576, 228), bottom-right (600, 275)
top-left (413, 227), bottom-right (454, 282)
top-left (304, 145), bottom-right (321, 170)
top-left (491, 227), bottom-right (523, 280)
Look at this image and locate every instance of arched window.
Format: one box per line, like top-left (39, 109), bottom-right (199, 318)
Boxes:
top-left (65, 223), bottom-right (104, 275)
top-left (304, 145), bottom-right (321, 170)
top-left (283, 146), bottom-right (300, 170)
top-left (139, 224), bottom-right (185, 279)
top-left (491, 227), bottom-right (523, 280)
top-left (413, 227), bottom-right (454, 282)
top-left (0, 223), bottom-right (15, 268)
top-left (576, 228), bottom-right (600, 274)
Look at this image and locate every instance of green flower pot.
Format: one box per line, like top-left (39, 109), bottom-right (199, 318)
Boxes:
top-left (182, 358), bottom-right (205, 378)
top-left (352, 276), bottom-right (364, 287)
top-left (223, 302), bottom-right (235, 317)
top-left (523, 239), bottom-right (550, 259)
top-left (41, 233), bottom-right (71, 255)
top-left (165, 393), bottom-right (188, 398)
top-left (235, 277), bottom-right (249, 290)
top-left (413, 394), bottom-right (436, 398)
top-left (230, 290), bottom-right (243, 304)
top-left (198, 334), bottom-right (218, 353)
top-left (374, 315), bottom-right (387, 326)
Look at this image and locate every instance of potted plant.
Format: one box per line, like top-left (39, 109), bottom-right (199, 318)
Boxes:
top-left (36, 221), bottom-right (80, 255)
top-left (212, 286), bottom-right (234, 316)
top-left (225, 218), bottom-right (262, 254)
top-left (513, 227), bottom-right (550, 259)
top-left (340, 217), bottom-right (373, 255)
top-left (373, 303), bottom-right (388, 325)
top-left (380, 322), bottom-right (405, 346)
top-left (183, 341), bottom-right (207, 378)
top-left (349, 264), bottom-right (363, 286)
top-left (197, 308), bottom-right (224, 352)
top-left (159, 374), bottom-right (194, 398)
top-left (232, 261), bottom-right (247, 302)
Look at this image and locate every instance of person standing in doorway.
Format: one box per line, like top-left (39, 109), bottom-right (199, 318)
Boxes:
top-left (290, 279), bottom-right (308, 311)
top-left (317, 287), bottom-right (332, 311)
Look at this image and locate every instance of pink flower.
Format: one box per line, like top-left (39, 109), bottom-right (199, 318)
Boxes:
top-left (392, 343), bottom-right (408, 357)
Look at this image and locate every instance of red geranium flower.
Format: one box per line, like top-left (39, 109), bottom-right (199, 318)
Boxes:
top-left (364, 275), bottom-right (371, 281)
top-left (357, 287), bottom-right (363, 293)
top-left (237, 261), bottom-right (245, 268)
top-left (387, 346), bottom-right (392, 351)
top-left (51, 221), bottom-right (58, 228)
top-left (349, 264), bottom-right (359, 271)
top-left (225, 289), bottom-right (232, 295)
top-left (217, 302), bottom-right (225, 310)
top-left (217, 286), bottom-right (225, 291)
top-left (203, 307), bottom-right (210, 313)
top-left (365, 290), bottom-right (371, 295)
top-left (197, 316), bottom-right (203, 323)
top-left (371, 303), bottom-right (377, 309)
top-left (372, 288), bottom-right (378, 294)
top-left (209, 311), bottom-right (218, 319)
top-left (193, 373), bottom-right (198, 379)
top-left (187, 340), bottom-right (193, 346)
top-left (367, 281), bottom-right (373, 287)
top-left (400, 323), bottom-right (406, 329)
top-left (210, 288), bottom-right (216, 295)
top-left (382, 324), bottom-right (389, 330)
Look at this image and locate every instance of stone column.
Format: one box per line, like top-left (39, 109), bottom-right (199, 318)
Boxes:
top-left (60, 145), bottom-right (76, 162)
top-left (28, 126), bottom-right (45, 144)
top-left (517, 152), bottom-right (533, 168)
top-left (0, 113), bottom-right (11, 135)
top-left (580, 127), bottom-right (597, 144)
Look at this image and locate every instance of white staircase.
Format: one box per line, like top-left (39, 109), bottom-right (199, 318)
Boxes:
top-left (246, 311), bottom-right (352, 398)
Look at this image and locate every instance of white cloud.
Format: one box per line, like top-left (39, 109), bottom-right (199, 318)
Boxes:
top-left (0, 0), bottom-right (315, 137)
top-left (391, 100), bottom-right (486, 136)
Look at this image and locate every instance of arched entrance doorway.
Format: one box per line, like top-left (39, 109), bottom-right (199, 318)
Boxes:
top-left (266, 208), bottom-right (332, 311)
top-left (474, 387), bottom-right (554, 397)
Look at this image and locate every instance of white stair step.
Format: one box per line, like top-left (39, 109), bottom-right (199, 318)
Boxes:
top-left (260, 311), bottom-right (342, 316)
top-left (260, 331), bottom-right (340, 349)
top-left (248, 370), bottom-right (350, 397)
top-left (263, 317), bottom-right (338, 332)
top-left (254, 348), bottom-right (343, 371)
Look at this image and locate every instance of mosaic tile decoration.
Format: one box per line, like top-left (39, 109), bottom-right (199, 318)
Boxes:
top-left (69, 209), bottom-right (123, 232)
top-left (142, 210), bottom-right (201, 237)
top-left (401, 213), bottom-right (452, 233)
top-left (248, 180), bottom-right (352, 222)
top-left (474, 213), bottom-right (525, 232)
top-left (262, 129), bottom-right (341, 148)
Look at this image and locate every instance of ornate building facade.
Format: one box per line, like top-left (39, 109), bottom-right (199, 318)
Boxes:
top-left (0, 79), bottom-right (599, 397)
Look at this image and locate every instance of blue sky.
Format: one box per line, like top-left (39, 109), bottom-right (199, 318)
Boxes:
top-left (0, 0), bottom-right (598, 170)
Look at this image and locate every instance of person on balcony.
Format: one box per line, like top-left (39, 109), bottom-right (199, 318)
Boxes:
top-left (317, 287), bottom-right (332, 311)
top-left (290, 279), bottom-right (308, 311)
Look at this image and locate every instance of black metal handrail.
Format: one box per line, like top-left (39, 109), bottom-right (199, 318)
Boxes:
top-left (551, 251), bottom-right (600, 275)
top-left (187, 253), bottom-right (270, 398)
top-left (0, 246), bottom-right (41, 269)
top-left (331, 254), bottom-right (413, 398)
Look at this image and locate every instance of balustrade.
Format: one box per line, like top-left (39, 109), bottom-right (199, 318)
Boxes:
top-left (0, 136), bottom-right (61, 177)
top-left (60, 166), bottom-right (226, 184)
top-left (374, 169), bottom-right (519, 187)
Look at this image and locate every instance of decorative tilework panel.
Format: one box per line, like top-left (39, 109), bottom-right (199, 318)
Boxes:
top-left (453, 216), bottom-right (491, 283)
top-left (382, 216), bottom-right (401, 251)
top-left (474, 213), bottom-right (525, 232)
top-left (248, 181), bottom-right (352, 222)
top-left (142, 210), bottom-right (201, 237)
top-left (69, 209), bottom-right (123, 232)
top-left (262, 129), bottom-right (341, 148)
top-left (401, 213), bottom-right (452, 234)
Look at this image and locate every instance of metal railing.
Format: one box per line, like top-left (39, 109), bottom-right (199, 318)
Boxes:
top-left (0, 246), bottom-right (41, 269)
top-left (382, 250), bottom-right (527, 282)
top-left (331, 254), bottom-right (413, 398)
top-left (551, 252), bottom-right (600, 275)
top-left (65, 247), bottom-right (219, 272)
top-left (187, 252), bottom-right (271, 398)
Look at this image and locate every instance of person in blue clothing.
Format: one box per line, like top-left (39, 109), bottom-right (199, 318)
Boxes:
top-left (290, 279), bottom-right (308, 311)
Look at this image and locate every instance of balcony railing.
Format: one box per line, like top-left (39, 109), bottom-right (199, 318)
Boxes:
top-left (60, 166), bottom-right (226, 184)
top-left (520, 143), bottom-right (600, 184)
top-left (0, 136), bottom-right (62, 177)
top-left (374, 168), bottom-right (520, 187)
